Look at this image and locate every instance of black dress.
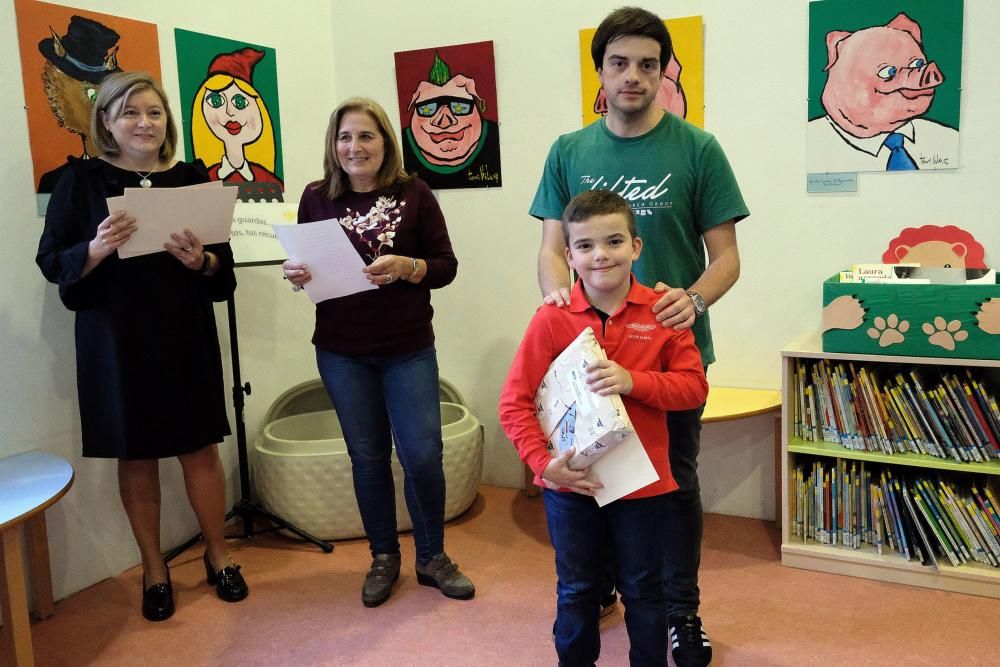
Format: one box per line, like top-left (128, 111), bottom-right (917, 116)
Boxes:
top-left (36, 158), bottom-right (235, 459)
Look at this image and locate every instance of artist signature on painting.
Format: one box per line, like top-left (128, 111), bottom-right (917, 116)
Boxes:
top-left (467, 165), bottom-right (500, 184)
top-left (917, 153), bottom-right (950, 166)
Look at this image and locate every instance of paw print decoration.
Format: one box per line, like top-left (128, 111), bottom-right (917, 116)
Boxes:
top-left (867, 314), bottom-right (909, 348)
top-left (923, 317), bottom-right (968, 351)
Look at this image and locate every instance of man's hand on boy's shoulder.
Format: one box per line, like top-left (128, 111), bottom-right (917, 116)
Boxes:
top-left (542, 286), bottom-right (572, 308)
top-left (585, 359), bottom-right (632, 396)
top-left (542, 449), bottom-right (603, 496)
top-left (651, 282), bottom-right (696, 330)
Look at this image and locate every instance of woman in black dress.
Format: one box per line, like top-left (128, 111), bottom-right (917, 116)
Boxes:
top-left (36, 71), bottom-right (248, 621)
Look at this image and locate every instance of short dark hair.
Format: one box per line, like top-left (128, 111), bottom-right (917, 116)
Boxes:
top-left (562, 190), bottom-right (637, 243)
top-left (591, 6), bottom-right (673, 71)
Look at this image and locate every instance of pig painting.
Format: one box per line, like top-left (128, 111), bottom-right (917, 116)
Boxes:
top-left (807, 12), bottom-right (959, 173)
top-left (394, 42), bottom-right (502, 190)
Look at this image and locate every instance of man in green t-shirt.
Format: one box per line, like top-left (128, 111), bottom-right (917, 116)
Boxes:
top-left (530, 7), bottom-right (749, 667)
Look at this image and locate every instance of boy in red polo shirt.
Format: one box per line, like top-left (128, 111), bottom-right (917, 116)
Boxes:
top-left (499, 190), bottom-right (707, 666)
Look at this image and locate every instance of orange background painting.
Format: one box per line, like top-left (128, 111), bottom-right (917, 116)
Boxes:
top-left (15, 0), bottom-right (161, 192)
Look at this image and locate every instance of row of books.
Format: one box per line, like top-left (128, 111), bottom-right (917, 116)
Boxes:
top-left (791, 458), bottom-right (1000, 569)
top-left (791, 359), bottom-right (1000, 463)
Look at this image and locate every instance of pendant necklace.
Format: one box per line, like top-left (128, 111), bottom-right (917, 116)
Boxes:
top-left (134, 160), bottom-right (159, 188)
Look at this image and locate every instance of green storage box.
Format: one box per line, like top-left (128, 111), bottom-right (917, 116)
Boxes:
top-left (822, 273), bottom-right (1000, 359)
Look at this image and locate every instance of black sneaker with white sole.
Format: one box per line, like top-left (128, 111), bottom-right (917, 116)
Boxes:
top-left (668, 613), bottom-right (712, 667)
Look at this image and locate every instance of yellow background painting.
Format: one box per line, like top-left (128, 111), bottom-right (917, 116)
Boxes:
top-left (579, 15), bottom-right (704, 128)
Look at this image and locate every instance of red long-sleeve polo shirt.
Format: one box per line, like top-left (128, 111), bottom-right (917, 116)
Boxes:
top-left (499, 277), bottom-right (709, 499)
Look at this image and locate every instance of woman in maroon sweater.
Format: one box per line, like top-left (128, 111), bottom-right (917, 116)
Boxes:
top-left (283, 98), bottom-right (474, 607)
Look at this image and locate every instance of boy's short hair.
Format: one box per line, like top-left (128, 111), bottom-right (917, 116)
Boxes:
top-left (561, 190), bottom-right (637, 243)
top-left (591, 6), bottom-right (673, 71)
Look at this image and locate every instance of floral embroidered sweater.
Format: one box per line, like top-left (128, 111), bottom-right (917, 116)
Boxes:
top-left (297, 177), bottom-right (457, 356)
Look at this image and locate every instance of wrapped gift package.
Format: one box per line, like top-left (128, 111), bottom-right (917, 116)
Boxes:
top-left (534, 327), bottom-right (636, 469)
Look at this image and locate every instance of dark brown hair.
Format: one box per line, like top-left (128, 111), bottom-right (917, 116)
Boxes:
top-left (561, 190), bottom-right (637, 243)
top-left (591, 6), bottom-right (673, 71)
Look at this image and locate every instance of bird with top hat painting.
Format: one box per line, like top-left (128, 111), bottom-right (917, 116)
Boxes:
top-left (36, 15), bottom-right (121, 193)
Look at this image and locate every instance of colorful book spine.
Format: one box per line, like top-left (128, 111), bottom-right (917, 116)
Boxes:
top-left (912, 487), bottom-right (960, 567)
top-left (915, 479), bottom-right (966, 564)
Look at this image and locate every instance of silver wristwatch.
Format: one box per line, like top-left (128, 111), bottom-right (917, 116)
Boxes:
top-left (687, 291), bottom-right (707, 317)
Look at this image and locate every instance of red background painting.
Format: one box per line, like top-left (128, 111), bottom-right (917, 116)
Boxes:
top-left (393, 40), bottom-right (499, 124)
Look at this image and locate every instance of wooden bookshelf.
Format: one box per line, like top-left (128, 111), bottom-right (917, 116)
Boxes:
top-left (780, 333), bottom-right (1000, 598)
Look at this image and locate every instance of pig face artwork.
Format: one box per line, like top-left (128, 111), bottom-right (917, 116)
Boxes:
top-left (395, 42), bottom-right (503, 190)
top-left (407, 64), bottom-right (484, 167)
top-left (807, 6), bottom-right (961, 174)
top-left (395, 43), bottom-right (502, 190)
top-left (594, 51), bottom-right (687, 119)
top-left (822, 13), bottom-right (942, 139)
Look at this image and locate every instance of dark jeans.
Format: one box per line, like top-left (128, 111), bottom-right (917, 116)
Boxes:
top-left (544, 489), bottom-right (668, 667)
top-left (316, 345), bottom-right (445, 563)
top-left (600, 404), bottom-right (705, 617)
top-left (663, 405), bottom-right (704, 616)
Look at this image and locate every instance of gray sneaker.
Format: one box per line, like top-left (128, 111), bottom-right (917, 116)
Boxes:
top-left (415, 552), bottom-right (475, 600)
top-left (362, 553), bottom-right (401, 607)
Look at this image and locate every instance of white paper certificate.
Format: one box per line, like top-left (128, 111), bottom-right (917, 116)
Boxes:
top-left (114, 182), bottom-right (237, 258)
top-left (588, 432), bottom-right (660, 507)
top-left (272, 219), bottom-right (377, 303)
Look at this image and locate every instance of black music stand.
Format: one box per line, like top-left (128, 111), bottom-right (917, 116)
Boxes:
top-left (165, 249), bottom-right (333, 562)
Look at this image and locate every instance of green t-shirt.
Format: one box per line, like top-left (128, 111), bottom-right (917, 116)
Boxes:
top-left (529, 112), bottom-right (749, 366)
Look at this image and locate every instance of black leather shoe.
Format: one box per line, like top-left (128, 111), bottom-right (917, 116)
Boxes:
top-left (204, 551), bottom-right (249, 602)
top-left (142, 572), bottom-right (174, 622)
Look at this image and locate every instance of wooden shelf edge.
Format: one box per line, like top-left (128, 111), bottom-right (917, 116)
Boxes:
top-left (781, 332), bottom-right (1000, 368)
top-left (787, 438), bottom-right (1000, 475)
top-left (782, 547), bottom-right (1000, 599)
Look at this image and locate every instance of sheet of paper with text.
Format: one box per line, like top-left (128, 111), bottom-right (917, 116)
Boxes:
top-left (272, 218), bottom-right (377, 304)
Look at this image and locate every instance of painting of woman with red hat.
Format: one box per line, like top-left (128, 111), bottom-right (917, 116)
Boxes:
top-left (189, 46), bottom-right (283, 191)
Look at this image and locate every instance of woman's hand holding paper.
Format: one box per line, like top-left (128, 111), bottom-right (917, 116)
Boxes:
top-left (164, 228), bottom-right (207, 271)
top-left (90, 210), bottom-right (136, 260)
top-left (281, 259), bottom-right (311, 290)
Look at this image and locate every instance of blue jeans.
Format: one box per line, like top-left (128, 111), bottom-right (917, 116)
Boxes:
top-left (544, 490), bottom-right (668, 667)
top-left (316, 345), bottom-right (445, 563)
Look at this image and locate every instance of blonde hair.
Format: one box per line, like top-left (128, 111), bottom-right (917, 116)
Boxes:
top-left (190, 74), bottom-right (276, 172)
top-left (315, 97), bottom-right (411, 200)
top-left (91, 71), bottom-right (177, 160)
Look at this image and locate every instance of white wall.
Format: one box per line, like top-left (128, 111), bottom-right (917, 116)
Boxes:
top-left (3, 0), bottom-right (998, 599)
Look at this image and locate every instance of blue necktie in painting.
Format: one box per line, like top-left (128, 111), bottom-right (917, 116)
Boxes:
top-left (883, 133), bottom-right (918, 171)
